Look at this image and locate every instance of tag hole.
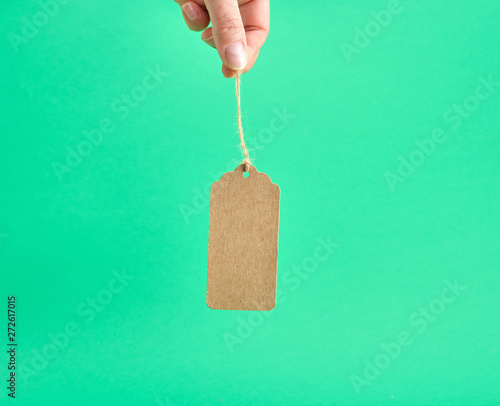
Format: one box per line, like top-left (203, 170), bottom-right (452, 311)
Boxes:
top-left (243, 172), bottom-right (250, 178)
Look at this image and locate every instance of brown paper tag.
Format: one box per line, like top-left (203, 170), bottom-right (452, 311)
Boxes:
top-left (207, 164), bottom-right (280, 311)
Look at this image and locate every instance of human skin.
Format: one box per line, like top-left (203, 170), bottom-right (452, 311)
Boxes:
top-left (174, 0), bottom-right (270, 77)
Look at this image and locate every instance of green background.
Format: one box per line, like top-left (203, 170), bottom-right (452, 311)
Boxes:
top-left (1, 0), bottom-right (500, 404)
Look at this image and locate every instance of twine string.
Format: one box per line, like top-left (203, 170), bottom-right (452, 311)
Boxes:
top-left (235, 72), bottom-right (251, 172)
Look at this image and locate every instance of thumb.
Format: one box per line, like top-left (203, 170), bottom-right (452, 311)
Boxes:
top-left (204, 0), bottom-right (247, 72)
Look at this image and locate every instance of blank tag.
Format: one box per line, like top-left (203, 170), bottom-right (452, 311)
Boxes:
top-left (207, 164), bottom-right (280, 311)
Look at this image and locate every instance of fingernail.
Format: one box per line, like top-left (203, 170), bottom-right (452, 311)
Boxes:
top-left (225, 42), bottom-right (247, 70)
top-left (182, 3), bottom-right (199, 21)
top-left (202, 36), bottom-right (216, 48)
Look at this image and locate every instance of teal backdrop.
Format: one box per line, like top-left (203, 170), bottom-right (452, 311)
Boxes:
top-left (1, 0), bottom-right (500, 404)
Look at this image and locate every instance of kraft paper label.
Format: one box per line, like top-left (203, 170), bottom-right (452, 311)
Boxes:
top-left (207, 164), bottom-right (280, 311)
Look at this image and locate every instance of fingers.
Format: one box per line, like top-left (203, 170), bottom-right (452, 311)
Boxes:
top-left (206, 0), bottom-right (269, 77)
top-left (239, 0), bottom-right (269, 72)
top-left (201, 27), bottom-right (216, 48)
top-left (179, 1), bottom-right (210, 32)
top-left (204, 0), bottom-right (247, 72)
top-left (178, 0), bottom-right (270, 77)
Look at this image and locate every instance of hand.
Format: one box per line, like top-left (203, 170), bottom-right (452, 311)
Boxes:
top-left (175, 0), bottom-right (270, 78)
